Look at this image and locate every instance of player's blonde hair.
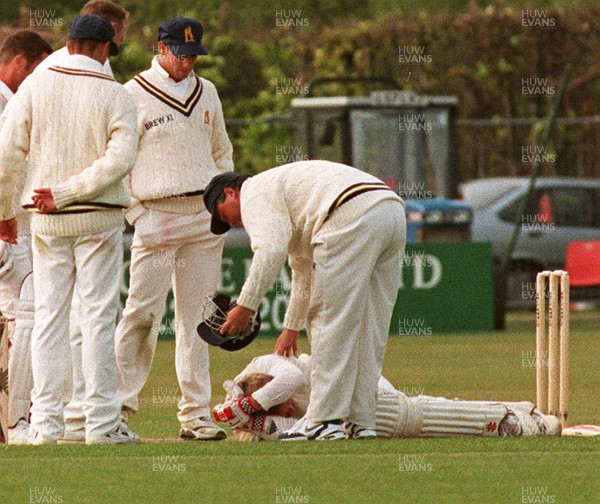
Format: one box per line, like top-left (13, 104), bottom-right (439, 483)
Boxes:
top-left (237, 373), bottom-right (273, 396)
top-left (81, 0), bottom-right (129, 31)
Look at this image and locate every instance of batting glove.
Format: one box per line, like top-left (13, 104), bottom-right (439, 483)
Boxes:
top-left (222, 380), bottom-right (244, 401)
top-left (212, 397), bottom-right (260, 429)
top-left (237, 414), bottom-right (280, 440)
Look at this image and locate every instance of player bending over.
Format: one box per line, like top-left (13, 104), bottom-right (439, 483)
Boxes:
top-left (212, 354), bottom-right (561, 441)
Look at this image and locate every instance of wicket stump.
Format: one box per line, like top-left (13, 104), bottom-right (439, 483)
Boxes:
top-left (535, 270), bottom-right (569, 428)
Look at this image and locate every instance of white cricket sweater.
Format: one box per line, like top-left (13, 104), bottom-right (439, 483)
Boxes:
top-left (234, 354), bottom-right (312, 415)
top-left (3, 46), bottom-right (114, 236)
top-left (1, 47), bottom-right (114, 236)
top-left (0, 80), bottom-right (30, 235)
top-left (35, 45), bottom-right (114, 78)
top-left (123, 58), bottom-right (233, 222)
top-left (233, 353), bottom-right (394, 418)
top-left (0, 55), bottom-right (137, 236)
top-left (236, 160), bottom-right (404, 330)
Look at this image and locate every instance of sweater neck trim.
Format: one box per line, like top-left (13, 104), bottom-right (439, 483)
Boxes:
top-left (48, 66), bottom-right (114, 82)
top-left (133, 74), bottom-right (203, 117)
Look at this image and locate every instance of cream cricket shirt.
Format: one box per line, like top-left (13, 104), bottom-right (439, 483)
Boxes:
top-left (236, 160), bottom-right (404, 330)
top-left (124, 57), bottom-right (233, 222)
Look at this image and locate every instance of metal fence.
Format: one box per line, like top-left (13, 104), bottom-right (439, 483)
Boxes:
top-left (456, 117), bottom-right (600, 181)
top-left (226, 115), bottom-right (600, 181)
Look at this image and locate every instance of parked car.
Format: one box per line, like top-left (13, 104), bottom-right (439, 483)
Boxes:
top-left (460, 177), bottom-right (600, 307)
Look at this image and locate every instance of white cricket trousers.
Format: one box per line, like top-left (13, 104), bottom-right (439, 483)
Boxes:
top-left (61, 290), bottom-right (88, 433)
top-left (306, 199), bottom-right (406, 428)
top-left (30, 228), bottom-right (122, 439)
top-left (115, 209), bottom-right (224, 423)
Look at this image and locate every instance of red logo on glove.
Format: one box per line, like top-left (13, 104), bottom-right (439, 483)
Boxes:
top-left (486, 422), bottom-right (497, 432)
top-left (212, 405), bottom-right (234, 422)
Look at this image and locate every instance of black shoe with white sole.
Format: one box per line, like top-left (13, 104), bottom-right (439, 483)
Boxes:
top-left (279, 419), bottom-right (348, 441)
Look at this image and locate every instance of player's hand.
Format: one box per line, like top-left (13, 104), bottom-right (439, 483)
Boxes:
top-left (274, 328), bottom-right (299, 357)
top-left (32, 188), bottom-right (57, 213)
top-left (212, 400), bottom-right (250, 428)
top-left (220, 304), bottom-right (254, 336)
top-left (237, 414), bottom-right (280, 440)
top-left (212, 396), bottom-right (262, 428)
top-left (223, 380), bottom-right (244, 401)
top-left (0, 218), bottom-right (18, 244)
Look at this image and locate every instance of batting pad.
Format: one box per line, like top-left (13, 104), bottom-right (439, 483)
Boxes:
top-left (468, 400), bottom-right (536, 415)
top-left (376, 392), bottom-right (510, 438)
top-left (8, 273), bottom-right (34, 427)
top-left (417, 396), bottom-right (508, 437)
top-left (375, 390), bottom-right (422, 438)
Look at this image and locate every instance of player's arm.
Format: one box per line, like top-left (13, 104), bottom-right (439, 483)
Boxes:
top-left (235, 196), bottom-right (293, 313)
top-left (208, 83), bottom-right (233, 173)
top-left (213, 355), bottom-right (307, 428)
top-left (250, 355), bottom-right (308, 410)
top-left (274, 255), bottom-right (311, 356)
top-left (0, 83), bottom-right (32, 224)
top-left (49, 89), bottom-right (138, 210)
top-left (124, 175), bottom-right (145, 226)
top-left (123, 90), bottom-right (147, 226)
top-left (283, 254), bottom-right (313, 331)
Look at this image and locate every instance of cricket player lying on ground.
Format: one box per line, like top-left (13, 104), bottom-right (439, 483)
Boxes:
top-left (212, 353), bottom-right (561, 440)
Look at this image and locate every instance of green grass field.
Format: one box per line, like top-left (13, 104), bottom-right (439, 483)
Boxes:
top-left (1, 311), bottom-right (598, 504)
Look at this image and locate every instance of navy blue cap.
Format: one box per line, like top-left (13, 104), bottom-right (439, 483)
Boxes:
top-left (68, 14), bottom-right (119, 56)
top-left (197, 295), bottom-right (261, 352)
top-left (203, 172), bottom-right (243, 235)
top-left (158, 17), bottom-right (208, 56)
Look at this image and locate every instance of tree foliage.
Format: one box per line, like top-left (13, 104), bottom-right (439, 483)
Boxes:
top-left (5, 2), bottom-right (600, 176)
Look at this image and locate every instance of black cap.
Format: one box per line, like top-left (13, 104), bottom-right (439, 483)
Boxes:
top-left (68, 14), bottom-right (119, 56)
top-left (204, 172), bottom-right (243, 235)
top-left (158, 17), bottom-right (208, 56)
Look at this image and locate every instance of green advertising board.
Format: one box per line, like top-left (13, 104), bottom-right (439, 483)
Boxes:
top-left (120, 242), bottom-right (494, 338)
top-left (393, 242), bottom-right (495, 333)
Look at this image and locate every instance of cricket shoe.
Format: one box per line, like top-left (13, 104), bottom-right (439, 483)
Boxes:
top-left (279, 418), bottom-right (348, 441)
top-left (86, 424), bottom-right (140, 445)
top-left (58, 428), bottom-right (86, 444)
top-left (8, 419), bottom-right (30, 445)
top-left (28, 428), bottom-right (61, 446)
top-left (343, 421), bottom-right (377, 440)
top-left (119, 416), bottom-right (140, 443)
top-left (531, 410), bottom-right (562, 436)
top-left (180, 417), bottom-right (226, 441)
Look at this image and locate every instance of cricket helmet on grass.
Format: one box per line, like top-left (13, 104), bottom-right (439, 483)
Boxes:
top-left (197, 294), bottom-right (260, 351)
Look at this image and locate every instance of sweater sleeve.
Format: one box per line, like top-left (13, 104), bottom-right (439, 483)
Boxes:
top-left (236, 190), bottom-right (292, 311)
top-left (50, 88), bottom-right (138, 210)
top-left (249, 355), bottom-right (309, 411)
top-left (283, 254), bottom-right (312, 331)
top-left (208, 84), bottom-right (233, 174)
top-left (0, 84), bottom-right (32, 220)
top-left (124, 176), bottom-right (146, 225)
top-left (123, 99), bottom-right (146, 225)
